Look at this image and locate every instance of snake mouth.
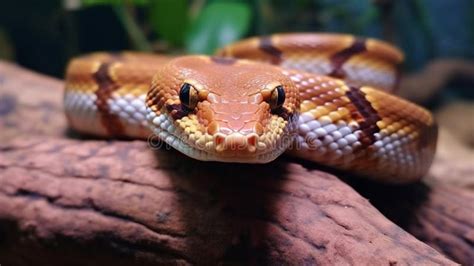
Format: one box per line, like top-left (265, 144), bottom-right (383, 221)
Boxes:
top-left (213, 132), bottom-right (260, 154)
top-left (146, 108), bottom-right (297, 163)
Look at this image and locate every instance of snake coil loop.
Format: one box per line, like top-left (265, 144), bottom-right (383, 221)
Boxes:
top-left (64, 33), bottom-right (437, 183)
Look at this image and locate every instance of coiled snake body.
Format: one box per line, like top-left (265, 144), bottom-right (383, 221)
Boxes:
top-left (64, 33), bottom-right (437, 183)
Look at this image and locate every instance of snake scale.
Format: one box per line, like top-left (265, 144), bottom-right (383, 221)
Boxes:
top-left (64, 33), bottom-right (437, 183)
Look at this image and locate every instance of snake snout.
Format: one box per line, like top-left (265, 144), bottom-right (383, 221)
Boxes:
top-left (214, 132), bottom-right (259, 153)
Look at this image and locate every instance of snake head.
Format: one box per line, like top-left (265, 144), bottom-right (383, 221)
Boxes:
top-left (146, 55), bottom-right (299, 163)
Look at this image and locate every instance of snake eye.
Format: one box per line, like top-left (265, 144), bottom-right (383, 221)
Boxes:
top-left (179, 83), bottom-right (199, 110)
top-left (269, 85), bottom-right (285, 110)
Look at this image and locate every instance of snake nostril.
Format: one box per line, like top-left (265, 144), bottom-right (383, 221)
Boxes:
top-left (247, 134), bottom-right (257, 147)
top-left (215, 133), bottom-right (225, 146)
top-left (214, 133), bottom-right (226, 152)
top-left (247, 134), bottom-right (258, 153)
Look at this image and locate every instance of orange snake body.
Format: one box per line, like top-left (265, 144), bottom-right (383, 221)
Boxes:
top-left (64, 33), bottom-right (437, 183)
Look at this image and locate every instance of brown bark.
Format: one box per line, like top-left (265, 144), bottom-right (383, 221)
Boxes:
top-left (346, 179), bottom-right (474, 265)
top-left (0, 61), bottom-right (471, 265)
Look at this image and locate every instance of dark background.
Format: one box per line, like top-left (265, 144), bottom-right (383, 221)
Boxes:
top-left (0, 0), bottom-right (473, 107)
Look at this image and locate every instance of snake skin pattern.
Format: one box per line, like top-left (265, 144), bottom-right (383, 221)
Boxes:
top-left (64, 33), bottom-right (437, 183)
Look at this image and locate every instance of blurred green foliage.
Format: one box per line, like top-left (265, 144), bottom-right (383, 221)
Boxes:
top-left (0, 0), bottom-right (472, 77)
top-left (149, 0), bottom-right (188, 47)
top-left (185, 2), bottom-right (251, 54)
top-left (80, 0), bottom-right (251, 54)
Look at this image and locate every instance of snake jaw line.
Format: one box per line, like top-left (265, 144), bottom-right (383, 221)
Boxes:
top-left (147, 111), bottom-right (290, 163)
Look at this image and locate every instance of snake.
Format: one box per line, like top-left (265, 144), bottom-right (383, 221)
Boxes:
top-left (64, 33), bottom-right (437, 183)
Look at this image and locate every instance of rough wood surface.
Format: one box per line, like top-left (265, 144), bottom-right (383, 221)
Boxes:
top-left (347, 178), bottom-right (474, 265)
top-left (0, 61), bottom-right (471, 265)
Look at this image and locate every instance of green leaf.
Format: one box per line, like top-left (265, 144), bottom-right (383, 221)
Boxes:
top-left (149, 0), bottom-right (188, 46)
top-left (185, 2), bottom-right (251, 54)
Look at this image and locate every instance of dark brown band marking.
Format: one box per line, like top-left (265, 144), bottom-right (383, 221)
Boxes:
top-left (329, 39), bottom-right (367, 79)
top-left (166, 103), bottom-right (189, 120)
top-left (93, 56), bottom-right (125, 136)
top-left (346, 86), bottom-right (380, 146)
top-left (210, 56), bottom-right (237, 65)
top-left (273, 106), bottom-right (294, 121)
top-left (259, 36), bottom-right (283, 64)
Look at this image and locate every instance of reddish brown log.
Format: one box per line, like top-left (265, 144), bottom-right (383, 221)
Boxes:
top-left (0, 137), bottom-right (457, 265)
top-left (0, 61), bottom-right (470, 265)
top-left (347, 179), bottom-right (474, 265)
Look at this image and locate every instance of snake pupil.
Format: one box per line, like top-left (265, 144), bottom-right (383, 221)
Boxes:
top-left (276, 85), bottom-right (285, 107)
top-left (179, 83), bottom-right (198, 110)
top-left (270, 85), bottom-right (285, 110)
